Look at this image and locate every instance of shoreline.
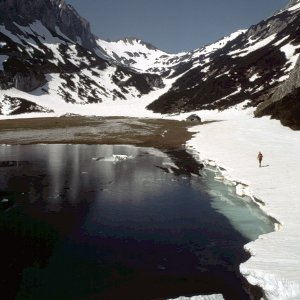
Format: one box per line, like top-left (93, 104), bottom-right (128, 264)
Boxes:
top-left (193, 156), bottom-right (282, 230)
top-left (0, 115), bottom-right (271, 299)
top-left (183, 108), bottom-right (300, 300)
top-left (192, 157), bottom-right (281, 300)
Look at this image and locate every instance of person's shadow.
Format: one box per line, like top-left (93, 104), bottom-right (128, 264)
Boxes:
top-left (261, 165), bottom-right (270, 168)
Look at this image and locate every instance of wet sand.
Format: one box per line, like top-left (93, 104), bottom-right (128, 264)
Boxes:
top-left (0, 116), bottom-right (195, 149)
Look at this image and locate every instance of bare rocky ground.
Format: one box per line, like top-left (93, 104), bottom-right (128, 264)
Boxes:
top-left (0, 116), bottom-right (196, 149)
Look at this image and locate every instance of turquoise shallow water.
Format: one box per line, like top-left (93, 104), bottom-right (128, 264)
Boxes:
top-left (0, 145), bottom-right (273, 300)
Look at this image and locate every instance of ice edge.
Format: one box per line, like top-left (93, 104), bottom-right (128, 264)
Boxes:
top-left (185, 145), bottom-right (284, 299)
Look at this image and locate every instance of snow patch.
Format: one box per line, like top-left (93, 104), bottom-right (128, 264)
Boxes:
top-left (200, 30), bottom-right (246, 55)
top-left (280, 43), bottom-right (299, 60)
top-left (14, 21), bottom-right (65, 45)
top-left (288, 2), bottom-right (300, 11)
top-left (273, 35), bottom-right (290, 46)
top-left (215, 87), bottom-right (242, 103)
top-left (249, 73), bottom-right (261, 82)
top-left (279, 43), bottom-right (300, 79)
top-left (228, 34), bottom-right (277, 58)
top-left (169, 295), bottom-right (224, 300)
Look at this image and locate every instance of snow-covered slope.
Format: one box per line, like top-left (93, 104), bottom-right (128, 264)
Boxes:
top-left (1, 0), bottom-right (300, 129)
top-left (147, 1), bottom-right (300, 129)
top-left (171, 105), bottom-right (300, 300)
top-left (97, 37), bottom-right (176, 73)
top-left (0, 14), bottom-right (164, 115)
top-left (0, 0), bottom-right (98, 51)
top-left (97, 31), bottom-right (245, 75)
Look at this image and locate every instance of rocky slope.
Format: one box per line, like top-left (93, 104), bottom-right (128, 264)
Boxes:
top-left (0, 0), bottom-right (299, 129)
top-left (0, 0), bottom-right (163, 115)
top-left (0, 0), bottom-right (96, 50)
top-left (97, 37), bottom-right (189, 74)
top-left (255, 54), bottom-right (300, 129)
top-left (147, 0), bottom-right (300, 121)
top-left (97, 0), bottom-right (300, 129)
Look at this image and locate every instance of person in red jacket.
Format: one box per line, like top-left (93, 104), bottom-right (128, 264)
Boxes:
top-left (257, 151), bottom-right (263, 167)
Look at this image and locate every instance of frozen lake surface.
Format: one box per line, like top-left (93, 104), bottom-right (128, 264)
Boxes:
top-left (0, 144), bottom-right (274, 300)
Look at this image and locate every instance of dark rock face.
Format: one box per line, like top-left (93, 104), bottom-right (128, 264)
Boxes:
top-left (255, 55), bottom-right (300, 129)
top-left (256, 55), bottom-right (300, 111)
top-left (124, 72), bottom-right (164, 94)
top-left (0, 0), bottom-right (97, 50)
top-left (255, 87), bottom-right (300, 129)
top-left (13, 72), bottom-right (46, 92)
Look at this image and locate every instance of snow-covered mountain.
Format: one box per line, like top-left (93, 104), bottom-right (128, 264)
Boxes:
top-left (0, 0), bottom-right (300, 128)
top-left (0, 0), bottom-right (164, 115)
top-left (97, 37), bottom-right (172, 73)
top-left (147, 0), bottom-right (300, 129)
top-left (97, 32), bottom-right (245, 76)
top-left (0, 0), bottom-right (97, 51)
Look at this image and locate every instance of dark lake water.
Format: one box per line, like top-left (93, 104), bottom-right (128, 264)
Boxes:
top-left (0, 145), bottom-right (274, 300)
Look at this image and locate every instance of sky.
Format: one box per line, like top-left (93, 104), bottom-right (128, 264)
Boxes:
top-left (67, 0), bottom-right (288, 53)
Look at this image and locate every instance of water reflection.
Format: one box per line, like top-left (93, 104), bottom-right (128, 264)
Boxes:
top-left (0, 145), bottom-right (272, 300)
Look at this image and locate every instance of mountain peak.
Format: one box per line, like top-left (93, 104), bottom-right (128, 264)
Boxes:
top-left (115, 37), bottom-right (159, 51)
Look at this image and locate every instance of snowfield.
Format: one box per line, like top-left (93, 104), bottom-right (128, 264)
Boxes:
top-left (2, 100), bottom-right (300, 299)
top-left (180, 106), bottom-right (300, 300)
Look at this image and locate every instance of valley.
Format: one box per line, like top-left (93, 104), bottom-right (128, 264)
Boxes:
top-left (1, 0), bottom-right (300, 299)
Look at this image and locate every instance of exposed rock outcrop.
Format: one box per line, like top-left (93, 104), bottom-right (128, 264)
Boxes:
top-left (13, 71), bottom-right (46, 92)
top-left (255, 55), bottom-right (300, 129)
top-left (0, 95), bottom-right (53, 115)
top-left (186, 114), bottom-right (202, 122)
top-left (0, 0), bottom-right (164, 108)
top-left (0, 0), bottom-right (97, 50)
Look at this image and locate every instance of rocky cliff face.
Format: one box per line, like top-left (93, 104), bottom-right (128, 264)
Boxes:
top-left (255, 55), bottom-right (300, 129)
top-left (0, 0), bottom-right (96, 50)
top-left (0, 0), bottom-right (164, 115)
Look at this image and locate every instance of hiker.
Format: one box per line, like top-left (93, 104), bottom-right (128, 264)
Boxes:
top-left (257, 151), bottom-right (263, 167)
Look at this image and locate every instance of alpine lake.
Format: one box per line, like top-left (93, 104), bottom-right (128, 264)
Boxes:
top-left (0, 117), bottom-right (275, 300)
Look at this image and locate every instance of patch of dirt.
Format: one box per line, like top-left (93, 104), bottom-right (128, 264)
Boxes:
top-left (0, 116), bottom-right (197, 150)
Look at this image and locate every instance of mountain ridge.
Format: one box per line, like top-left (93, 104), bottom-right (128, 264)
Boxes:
top-left (0, 0), bottom-right (164, 115)
top-left (145, 1), bottom-right (300, 128)
top-left (0, 0), bottom-right (98, 50)
top-left (0, 0), bottom-right (299, 129)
